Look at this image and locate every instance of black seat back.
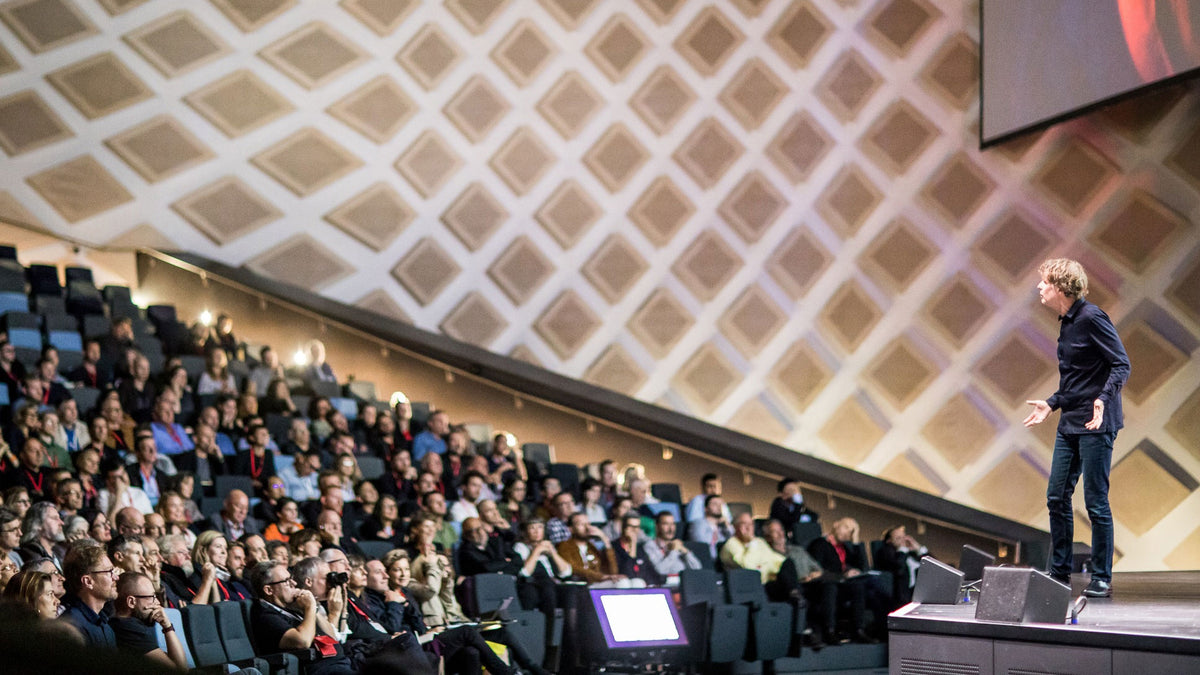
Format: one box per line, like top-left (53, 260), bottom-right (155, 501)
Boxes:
top-left (181, 602), bottom-right (228, 667)
top-left (214, 600), bottom-right (256, 662)
top-left (680, 568), bottom-right (722, 607)
top-left (725, 568), bottom-right (767, 609)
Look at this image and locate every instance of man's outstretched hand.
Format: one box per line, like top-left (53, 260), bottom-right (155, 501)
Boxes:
top-left (1023, 400), bottom-right (1050, 427)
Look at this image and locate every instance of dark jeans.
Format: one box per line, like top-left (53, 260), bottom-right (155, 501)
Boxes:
top-left (1047, 430), bottom-right (1115, 582)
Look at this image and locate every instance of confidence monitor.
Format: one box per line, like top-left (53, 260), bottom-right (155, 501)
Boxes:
top-left (588, 587), bottom-right (689, 650)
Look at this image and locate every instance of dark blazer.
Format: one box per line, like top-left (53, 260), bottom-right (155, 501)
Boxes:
top-left (807, 535), bottom-right (869, 575)
top-left (200, 512), bottom-right (264, 539)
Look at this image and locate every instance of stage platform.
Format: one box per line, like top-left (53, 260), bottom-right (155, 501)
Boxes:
top-left (887, 571), bottom-right (1200, 674)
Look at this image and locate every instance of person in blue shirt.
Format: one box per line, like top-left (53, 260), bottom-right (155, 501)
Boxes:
top-left (1024, 258), bottom-right (1130, 599)
top-left (59, 543), bottom-right (119, 649)
top-left (149, 393), bottom-right (194, 456)
top-left (410, 410), bottom-right (449, 463)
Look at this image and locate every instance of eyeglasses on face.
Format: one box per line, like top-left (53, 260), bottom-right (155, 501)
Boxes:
top-left (264, 577), bottom-right (296, 587)
top-left (87, 568), bottom-right (119, 578)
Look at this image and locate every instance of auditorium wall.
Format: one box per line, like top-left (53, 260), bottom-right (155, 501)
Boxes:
top-left (0, 0), bottom-right (1197, 571)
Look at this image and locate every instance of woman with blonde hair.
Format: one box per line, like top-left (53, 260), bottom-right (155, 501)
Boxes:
top-left (3, 569), bottom-right (61, 619)
top-left (188, 530), bottom-right (245, 603)
top-left (156, 491), bottom-right (196, 549)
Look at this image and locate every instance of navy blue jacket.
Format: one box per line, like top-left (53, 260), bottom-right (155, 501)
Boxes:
top-left (1045, 299), bottom-right (1130, 434)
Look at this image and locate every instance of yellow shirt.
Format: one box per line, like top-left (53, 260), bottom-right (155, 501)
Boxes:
top-left (719, 536), bottom-right (785, 583)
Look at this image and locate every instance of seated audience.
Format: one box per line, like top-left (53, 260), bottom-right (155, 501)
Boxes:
top-left (343, 556), bottom-right (437, 675)
top-left (3, 436), bottom-right (49, 501)
top-left (19, 501), bottom-right (65, 569)
top-left (557, 512), bottom-right (624, 586)
top-left (769, 478), bottom-right (820, 535)
top-left (206, 489), bottom-right (263, 540)
top-left (265, 497), bottom-right (305, 542)
top-left (60, 543), bottom-right (119, 649)
top-left (808, 518), bottom-right (886, 643)
top-left (98, 459), bottom-right (152, 516)
top-left (303, 339), bottom-right (337, 388)
top-left (125, 432), bottom-right (175, 508)
top-left (643, 511), bottom-right (702, 580)
top-left (448, 471), bottom-right (485, 523)
top-left (411, 410), bottom-right (448, 463)
top-left (874, 525), bottom-right (928, 609)
top-left (108, 534), bottom-right (146, 575)
top-left (250, 346), bottom-right (286, 397)
top-left (579, 478), bottom-right (607, 523)
top-left (612, 514), bottom-right (659, 586)
top-left (117, 354), bottom-right (155, 424)
top-left (688, 495), bottom-right (733, 560)
top-left (249, 559), bottom-right (356, 675)
top-left (148, 393), bottom-right (193, 457)
top-left (109, 571), bottom-right (187, 668)
top-left (684, 473), bottom-right (731, 524)
top-left (54, 399), bottom-right (90, 455)
top-left (282, 449), bottom-right (322, 503)
top-left (232, 424), bottom-right (277, 493)
top-left (408, 515), bottom-right (467, 626)
top-left (546, 490), bottom-right (576, 545)
top-left (2, 507), bottom-right (24, 569)
top-left (3, 569), bottom-right (62, 620)
top-left (457, 516), bottom-right (521, 577)
top-left (196, 347), bottom-right (237, 396)
top-left (359, 494), bottom-right (405, 546)
top-left (511, 517), bottom-right (571, 618)
top-left (763, 519), bottom-right (839, 647)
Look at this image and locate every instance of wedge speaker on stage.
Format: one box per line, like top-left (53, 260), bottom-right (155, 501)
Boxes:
top-left (912, 556), bottom-right (964, 604)
top-left (959, 544), bottom-right (995, 583)
top-left (974, 567), bottom-right (1070, 624)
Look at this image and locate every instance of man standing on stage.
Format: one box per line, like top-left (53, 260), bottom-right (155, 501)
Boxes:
top-left (1023, 258), bottom-right (1129, 598)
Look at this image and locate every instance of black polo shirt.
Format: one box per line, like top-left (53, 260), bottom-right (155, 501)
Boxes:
top-left (59, 596), bottom-right (117, 650)
top-left (1045, 298), bottom-right (1130, 434)
top-left (251, 599), bottom-right (354, 675)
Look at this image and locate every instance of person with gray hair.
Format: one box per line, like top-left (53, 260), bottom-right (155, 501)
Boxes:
top-left (19, 500), bottom-right (65, 569)
top-left (248, 559), bottom-right (356, 675)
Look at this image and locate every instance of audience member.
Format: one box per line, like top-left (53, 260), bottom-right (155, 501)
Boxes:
top-left (108, 534), bottom-right (145, 575)
top-left (207, 489), bottom-right (262, 540)
top-left (684, 473), bottom-right (731, 524)
top-left (763, 519), bottom-right (839, 647)
top-left (496, 478), bottom-right (530, 527)
top-left (407, 515), bottom-right (467, 626)
top-left (448, 471), bottom-right (485, 523)
top-left (769, 478), bottom-right (820, 536)
top-left (109, 570), bottom-right (187, 668)
top-left (2, 507), bottom-right (23, 569)
top-left (874, 525), bottom-right (928, 608)
top-left (125, 432), bottom-right (176, 508)
top-left (249, 347), bottom-right (286, 400)
top-left (265, 497), bottom-right (305, 542)
top-left (557, 512), bottom-right (623, 585)
top-left (546, 490), bottom-right (575, 545)
top-left (411, 410), bottom-right (448, 463)
top-left (59, 543), bottom-right (119, 649)
top-left (281, 449), bottom-right (322, 502)
top-left (19, 501), bottom-right (65, 568)
top-left (688, 495), bottom-right (733, 560)
top-left (3, 436), bottom-right (49, 500)
top-left (197, 348), bottom-right (237, 396)
top-left (3, 569), bottom-right (61, 620)
top-left (98, 459), bottom-right (152, 516)
top-left (579, 478), bottom-right (607, 523)
top-left (807, 518), bottom-right (884, 643)
top-left (249, 559), bottom-right (356, 675)
top-left (148, 394), bottom-right (193, 456)
top-left (233, 424), bottom-right (277, 493)
top-left (117, 354), bottom-right (155, 424)
top-left (644, 511), bottom-right (701, 580)
top-left (114, 507), bottom-right (146, 538)
top-left (53, 399), bottom-right (89, 455)
top-left (612, 514), bottom-right (658, 586)
top-left (511, 517), bottom-right (571, 618)
top-left (302, 340), bottom-right (337, 388)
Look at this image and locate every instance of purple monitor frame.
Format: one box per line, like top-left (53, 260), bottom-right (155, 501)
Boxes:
top-left (588, 588), bottom-right (689, 650)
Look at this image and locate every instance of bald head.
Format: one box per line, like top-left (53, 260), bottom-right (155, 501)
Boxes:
top-left (115, 507), bottom-right (145, 537)
top-left (223, 490), bottom-right (249, 523)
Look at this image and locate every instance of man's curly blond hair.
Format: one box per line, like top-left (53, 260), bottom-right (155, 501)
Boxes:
top-left (1038, 258), bottom-right (1088, 299)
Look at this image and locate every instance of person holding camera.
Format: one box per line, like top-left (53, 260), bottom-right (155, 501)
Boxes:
top-left (249, 559), bottom-right (355, 675)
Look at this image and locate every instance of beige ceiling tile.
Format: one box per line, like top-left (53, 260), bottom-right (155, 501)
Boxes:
top-left (328, 75), bottom-right (416, 144)
top-left (672, 229), bottom-right (743, 302)
top-left (184, 69), bottom-right (294, 138)
top-left (105, 223), bottom-right (176, 249)
top-left (490, 18), bottom-right (556, 87)
top-left (730, 0), bottom-right (770, 17)
top-left (536, 180), bottom-right (601, 249)
top-left (879, 451), bottom-right (947, 496)
top-left (538, 70), bottom-right (603, 140)
top-left (1166, 385), bottom-right (1200, 464)
top-left (973, 330), bottom-right (1056, 406)
top-left (391, 236), bottom-right (462, 305)
top-left (860, 0), bottom-right (941, 57)
top-left (673, 117), bottom-right (744, 189)
top-left (719, 58), bottom-right (788, 131)
top-left (171, 175), bottom-right (281, 244)
top-left (487, 235), bottom-right (555, 305)
top-left (674, 6), bottom-right (744, 76)
top-left (1165, 116), bottom-right (1200, 192)
top-left (489, 126), bottom-right (555, 196)
top-left (971, 209), bottom-right (1057, 286)
top-left (444, 75), bottom-right (510, 143)
top-left (354, 288), bottom-right (410, 323)
top-left (922, 272), bottom-right (995, 349)
top-left (339, 0), bottom-right (417, 36)
top-left (584, 123), bottom-right (649, 193)
top-left (767, 227), bottom-right (832, 300)
top-left (921, 390), bottom-right (999, 470)
top-left (629, 65), bottom-right (697, 136)
top-left (719, 284), bottom-right (787, 358)
top-left (0, 89), bottom-right (73, 157)
top-left (634, 0), bottom-right (685, 24)
top-left (816, 49), bottom-right (883, 122)
top-left (919, 32), bottom-right (978, 110)
top-left (441, 182), bottom-right (508, 251)
top-left (969, 451), bottom-right (1046, 524)
top-left (445, 0), bottom-right (510, 34)
top-left (535, 290), bottom-right (602, 359)
top-left (0, 190), bottom-right (42, 229)
top-left (0, 42), bottom-right (17, 76)
top-left (582, 234), bottom-right (648, 303)
top-left (123, 10), bottom-right (231, 78)
top-left (766, 111), bottom-right (833, 183)
top-left (863, 336), bottom-right (938, 410)
top-left (508, 344), bottom-right (542, 366)
top-left (769, 339), bottom-right (834, 413)
top-left (244, 233), bottom-right (355, 291)
top-left (858, 217), bottom-right (937, 293)
top-left (394, 129), bottom-right (462, 198)
top-left (26, 154), bottom-right (132, 223)
top-left (104, 114), bottom-right (214, 183)
top-left (45, 51), bottom-right (153, 119)
top-left (672, 342), bottom-right (740, 416)
top-left (251, 127), bottom-right (363, 197)
top-left (539, 0), bottom-right (600, 30)
top-left (1166, 252), bottom-right (1200, 327)
top-left (818, 280), bottom-right (882, 353)
top-left (441, 291), bottom-right (508, 347)
top-left (396, 23), bottom-right (463, 90)
top-left (1110, 441), bottom-right (1194, 536)
top-left (816, 164), bottom-right (883, 237)
top-left (818, 393), bottom-right (888, 466)
top-left (259, 21), bottom-right (368, 90)
top-left (767, 0), bottom-right (834, 69)
top-left (627, 288), bottom-right (694, 358)
top-left (324, 182), bottom-right (414, 252)
top-left (859, 99), bottom-right (939, 176)
top-left (1120, 322), bottom-right (1187, 406)
top-left (920, 152), bottom-right (996, 228)
top-left (1091, 190), bottom-right (1186, 274)
top-left (719, 171), bottom-right (788, 244)
top-left (585, 13), bottom-right (650, 83)
top-left (0, 0), bottom-right (97, 54)
top-left (209, 0), bottom-right (296, 32)
top-left (96, 0), bottom-right (150, 15)
top-left (584, 344), bottom-right (647, 396)
top-left (1032, 139), bottom-right (1119, 216)
top-left (628, 175), bottom-right (694, 248)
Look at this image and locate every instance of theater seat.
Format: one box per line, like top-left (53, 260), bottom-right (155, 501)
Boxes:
top-left (725, 568), bottom-right (793, 661)
top-left (213, 600), bottom-right (270, 674)
top-left (180, 603), bottom-right (227, 669)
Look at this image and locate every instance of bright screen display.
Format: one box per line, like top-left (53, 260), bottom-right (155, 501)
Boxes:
top-left (981, 0), bottom-right (1200, 146)
top-left (589, 588), bottom-right (689, 649)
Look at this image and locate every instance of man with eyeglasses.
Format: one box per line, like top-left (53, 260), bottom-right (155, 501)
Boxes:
top-left (60, 543), bottom-right (120, 649)
top-left (248, 560), bottom-right (356, 675)
top-left (109, 570), bottom-right (187, 668)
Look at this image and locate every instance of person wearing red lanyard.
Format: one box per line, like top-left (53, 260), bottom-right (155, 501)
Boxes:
top-left (3, 437), bottom-right (50, 501)
top-left (233, 424), bottom-right (276, 494)
top-left (187, 531), bottom-right (245, 603)
top-left (126, 433), bottom-right (176, 509)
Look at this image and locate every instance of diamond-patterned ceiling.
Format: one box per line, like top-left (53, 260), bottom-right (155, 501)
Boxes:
top-left (3, 0), bottom-right (1200, 572)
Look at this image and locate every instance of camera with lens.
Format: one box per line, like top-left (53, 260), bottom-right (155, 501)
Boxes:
top-left (326, 571), bottom-right (348, 587)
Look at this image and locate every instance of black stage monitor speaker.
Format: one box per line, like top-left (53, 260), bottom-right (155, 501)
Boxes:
top-left (974, 566), bottom-right (1069, 624)
top-left (959, 544), bottom-right (996, 583)
top-left (912, 556), bottom-right (964, 604)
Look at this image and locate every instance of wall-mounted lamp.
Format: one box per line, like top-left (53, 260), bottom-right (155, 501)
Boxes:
top-left (292, 349), bottom-right (308, 367)
top-left (513, 396), bottom-right (524, 410)
top-left (585, 419), bottom-right (596, 434)
top-left (661, 446), bottom-right (673, 460)
top-left (199, 309), bottom-right (213, 326)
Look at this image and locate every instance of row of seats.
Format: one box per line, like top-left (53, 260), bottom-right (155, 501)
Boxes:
top-left (156, 599), bottom-right (299, 675)
top-left (679, 568), bottom-right (804, 663)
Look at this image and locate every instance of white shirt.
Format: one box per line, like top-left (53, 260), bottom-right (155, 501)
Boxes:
top-left (98, 487), bottom-right (153, 514)
top-left (448, 500), bottom-right (479, 523)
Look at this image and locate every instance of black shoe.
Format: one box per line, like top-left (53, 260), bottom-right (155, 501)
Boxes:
top-left (1083, 578), bottom-right (1112, 598)
top-left (1049, 573), bottom-right (1070, 586)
